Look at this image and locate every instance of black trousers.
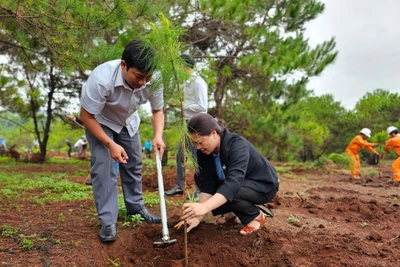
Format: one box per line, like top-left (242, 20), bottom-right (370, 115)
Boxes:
top-left (212, 186), bottom-right (278, 225)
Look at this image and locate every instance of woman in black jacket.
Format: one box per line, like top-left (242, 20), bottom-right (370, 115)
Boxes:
top-left (175, 113), bottom-right (279, 236)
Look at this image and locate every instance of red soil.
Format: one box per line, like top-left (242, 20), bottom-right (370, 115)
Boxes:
top-left (1, 153), bottom-right (399, 266)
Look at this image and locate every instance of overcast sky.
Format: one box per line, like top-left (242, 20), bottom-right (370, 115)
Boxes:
top-left (304, 0), bottom-right (400, 110)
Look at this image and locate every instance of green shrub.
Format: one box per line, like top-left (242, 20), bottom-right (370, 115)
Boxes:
top-left (1, 225), bottom-right (17, 237)
top-left (288, 214), bottom-right (299, 224)
top-left (311, 156), bottom-right (332, 170)
top-left (19, 234), bottom-right (36, 250)
top-left (328, 153), bottom-right (351, 167)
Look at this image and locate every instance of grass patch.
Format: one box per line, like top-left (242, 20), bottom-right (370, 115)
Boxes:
top-left (122, 214), bottom-right (144, 228)
top-left (0, 170), bottom-right (93, 205)
top-left (117, 191), bottom-right (162, 222)
top-left (360, 167), bottom-right (379, 177)
top-left (19, 234), bottom-right (37, 250)
top-left (45, 157), bottom-right (86, 165)
top-left (143, 191), bottom-right (161, 207)
top-left (1, 159), bottom-right (180, 227)
top-left (274, 166), bottom-right (293, 173)
top-left (1, 224), bottom-right (17, 237)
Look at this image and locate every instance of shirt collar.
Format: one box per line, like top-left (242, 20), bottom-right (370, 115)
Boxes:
top-left (114, 67), bottom-right (145, 91)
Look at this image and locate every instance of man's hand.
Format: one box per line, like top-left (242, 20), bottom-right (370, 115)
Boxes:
top-left (152, 137), bottom-right (166, 159)
top-left (174, 218), bottom-right (200, 233)
top-left (151, 108), bottom-right (165, 157)
top-left (108, 142), bottom-right (128, 164)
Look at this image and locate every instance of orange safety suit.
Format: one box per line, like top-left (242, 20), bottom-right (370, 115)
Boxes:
top-left (345, 135), bottom-right (378, 178)
top-left (385, 135), bottom-right (400, 181)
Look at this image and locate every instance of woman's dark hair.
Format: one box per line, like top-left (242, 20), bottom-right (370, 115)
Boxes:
top-left (188, 113), bottom-right (225, 136)
top-left (122, 40), bottom-right (155, 73)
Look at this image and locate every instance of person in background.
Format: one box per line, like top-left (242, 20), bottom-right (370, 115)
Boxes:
top-left (165, 54), bottom-right (208, 200)
top-left (79, 40), bottom-right (165, 243)
top-left (66, 138), bottom-right (72, 157)
top-left (0, 135), bottom-right (6, 154)
top-left (175, 113), bottom-right (279, 236)
top-left (81, 136), bottom-right (88, 158)
top-left (0, 135), bottom-right (6, 147)
top-left (385, 126), bottom-right (400, 183)
top-left (345, 128), bottom-right (379, 179)
top-left (67, 113), bottom-right (118, 186)
top-left (73, 137), bottom-right (82, 153)
top-left (143, 140), bottom-right (152, 159)
top-left (33, 138), bottom-right (39, 149)
top-left (73, 135), bottom-right (88, 159)
top-left (67, 115), bottom-right (86, 159)
top-left (79, 136), bottom-right (88, 159)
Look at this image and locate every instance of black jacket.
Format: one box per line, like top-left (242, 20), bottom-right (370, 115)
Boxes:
top-left (196, 129), bottom-right (279, 201)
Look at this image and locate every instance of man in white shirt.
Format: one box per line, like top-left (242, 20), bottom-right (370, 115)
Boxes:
top-left (73, 136), bottom-right (87, 157)
top-left (165, 54), bottom-right (208, 199)
top-left (80, 40), bottom-right (165, 243)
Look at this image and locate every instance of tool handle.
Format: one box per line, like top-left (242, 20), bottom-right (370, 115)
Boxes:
top-left (156, 150), bottom-right (170, 241)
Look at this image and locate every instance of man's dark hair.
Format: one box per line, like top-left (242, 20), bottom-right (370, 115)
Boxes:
top-left (181, 54), bottom-right (195, 69)
top-left (122, 40), bottom-right (155, 73)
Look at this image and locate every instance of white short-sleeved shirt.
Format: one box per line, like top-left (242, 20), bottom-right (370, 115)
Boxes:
top-left (74, 139), bottom-right (85, 149)
top-left (80, 59), bottom-right (163, 137)
top-left (183, 73), bottom-right (208, 120)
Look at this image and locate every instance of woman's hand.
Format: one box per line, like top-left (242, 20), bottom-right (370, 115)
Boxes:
top-left (181, 203), bottom-right (209, 221)
top-left (174, 218), bottom-right (200, 233)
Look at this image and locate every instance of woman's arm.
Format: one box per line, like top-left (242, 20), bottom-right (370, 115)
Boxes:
top-left (174, 192), bottom-right (217, 233)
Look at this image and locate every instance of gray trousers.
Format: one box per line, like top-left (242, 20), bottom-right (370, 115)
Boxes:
top-left (176, 137), bottom-right (199, 190)
top-left (86, 125), bottom-right (143, 226)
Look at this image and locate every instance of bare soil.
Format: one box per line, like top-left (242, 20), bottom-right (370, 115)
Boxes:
top-left (1, 152), bottom-right (400, 267)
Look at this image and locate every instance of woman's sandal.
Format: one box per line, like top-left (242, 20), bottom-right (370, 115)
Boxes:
top-left (239, 212), bottom-right (266, 236)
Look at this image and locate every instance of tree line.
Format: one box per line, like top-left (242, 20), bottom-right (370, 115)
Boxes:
top-left (0, 1), bottom-right (396, 162)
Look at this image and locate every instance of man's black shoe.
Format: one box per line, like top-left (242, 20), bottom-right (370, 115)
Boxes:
top-left (85, 180), bottom-right (92, 185)
top-left (165, 186), bottom-right (184, 196)
top-left (99, 224), bottom-right (117, 243)
top-left (129, 206), bottom-right (161, 224)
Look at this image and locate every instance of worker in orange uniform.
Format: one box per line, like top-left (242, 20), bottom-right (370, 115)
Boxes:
top-left (384, 126), bottom-right (400, 182)
top-left (345, 128), bottom-right (379, 179)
